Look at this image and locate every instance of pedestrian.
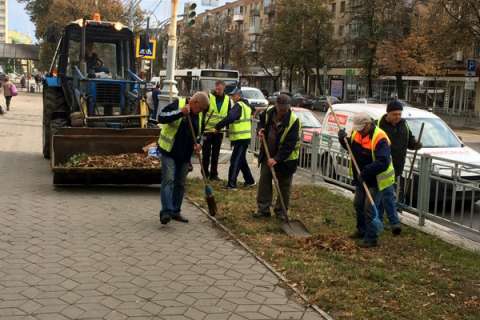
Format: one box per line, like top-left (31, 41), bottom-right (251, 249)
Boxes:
top-left (20, 75), bottom-right (26, 89)
top-left (34, 73), bottom-right (42, 92)
top-left (151, 84), bottom-right (161, 121)
top-left (214, 87), bottom-right (255, 190)
top-left (202, 80), bottom-right (232, 181)
top-left (3, 76), bottom-right (16, 111)
top-left (377, 100), bottom-right (422, 235)
top-left (338, 112), bottom-right (396, 247)
top-left (157, 92), bottom-right (210, 225)
top-left (254, 94), bottom-right (301, 220)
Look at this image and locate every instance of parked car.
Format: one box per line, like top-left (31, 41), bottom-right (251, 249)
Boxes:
top-left (292, 93), bottom-right (315, 109)
top-left (267, 91), bottom-right (292, 105)
top-left (240, 87), bottom-right (269, 110)
top-left (319, 103), bottom-right (480, 206)
top-left (293, 107), bottom-right (322, 143)
top-left (356, 97), bottom-right (381, 104)
top-left (254, 106), bottom-right (321, 143)
top-left (312, 96), bottom-right (341, 112)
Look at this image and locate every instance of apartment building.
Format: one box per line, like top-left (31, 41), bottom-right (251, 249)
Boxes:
top-left (0, 0), bottom-right (8, 43)
top-left (172, 0), bottom-right (480, 113)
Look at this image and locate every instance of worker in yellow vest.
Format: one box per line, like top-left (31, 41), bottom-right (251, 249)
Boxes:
top-left (202, 80), bottom-right (232, 181)
top-left (214, 87), bottom-right (255, 189)
top-left (254, 94), bottom-right (301, 221)
top-left (157, 92), bottom-right (210, 225)
top-left (338, 112), bottom-right (395, 248)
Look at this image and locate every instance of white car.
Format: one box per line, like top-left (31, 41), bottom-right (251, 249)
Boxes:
top-left (319, 103), bottom-right (480, 205)
top-left (240, 87), bottom-right (268, 109)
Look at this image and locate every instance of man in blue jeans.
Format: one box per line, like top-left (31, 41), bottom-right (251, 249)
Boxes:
top-left (214, 87), bottom-right (255, 189)
top-left (157, 92), bottom-right (210, 225)
top-left (338, 112), bottom-right (395, 247)
top-left (377, 100), bottom-right (422, 235)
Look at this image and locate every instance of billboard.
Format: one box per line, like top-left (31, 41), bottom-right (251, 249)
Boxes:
top-left (330, 79), bottom-right (344, 98)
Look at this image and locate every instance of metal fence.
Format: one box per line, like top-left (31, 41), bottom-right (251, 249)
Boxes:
top-left (250, 120), bottom-right (480, 235)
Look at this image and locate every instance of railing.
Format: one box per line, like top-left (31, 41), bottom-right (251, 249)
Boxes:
top-left (250, 120), bottom-right (480, 235)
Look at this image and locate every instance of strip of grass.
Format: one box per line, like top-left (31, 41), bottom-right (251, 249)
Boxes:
top-left (186, 179), bottom-right (480, 320)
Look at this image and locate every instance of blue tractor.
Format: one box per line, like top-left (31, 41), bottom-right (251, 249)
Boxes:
top-left (43, 16), bottom-right (161, 185)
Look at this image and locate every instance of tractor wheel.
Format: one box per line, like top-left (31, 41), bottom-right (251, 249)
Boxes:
top-left (42, 87), bottom-right (67, 159)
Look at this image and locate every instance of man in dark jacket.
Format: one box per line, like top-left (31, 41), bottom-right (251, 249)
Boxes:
top-left (254, 94), bottom-right (300, 220)
top-left (215, 87), bottom-right (255, 189)
top-left (157, 92), bottom-right (209, 225)
top-left (338, 112), bottom-right (395, 247)
top-left (377, 100), bottom-right (422, 234)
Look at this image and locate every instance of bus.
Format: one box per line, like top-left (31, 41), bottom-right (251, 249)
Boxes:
top-left (157, 68), bottom-right (240, 96)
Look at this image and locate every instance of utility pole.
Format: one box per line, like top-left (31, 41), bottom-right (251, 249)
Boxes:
top-left (129, 0), bottom-right (142, 30)
top-left (160, 0), bottom-right (179, 101)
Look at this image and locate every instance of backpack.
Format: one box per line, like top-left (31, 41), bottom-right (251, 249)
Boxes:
top-left (10, 84), bottom-right (18, 97)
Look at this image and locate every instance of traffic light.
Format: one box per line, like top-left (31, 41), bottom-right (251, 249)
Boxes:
top-left (185, 2), bottom-right (197, 27)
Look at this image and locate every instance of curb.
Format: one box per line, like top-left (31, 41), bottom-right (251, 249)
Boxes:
top-left (186, 196), bottom-right (334, 320)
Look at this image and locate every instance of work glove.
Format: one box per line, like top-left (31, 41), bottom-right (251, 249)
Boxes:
top-left (414, 141), bottom-right (423, 150)
top-left (356, 172), bottom-right (365, 185)
top-left (338, 128), bottom-right (347, 141)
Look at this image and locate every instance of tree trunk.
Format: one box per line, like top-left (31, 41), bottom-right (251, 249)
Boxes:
top-left (395, 73), bottom-right (404, 99)
top-left (315, 66), bottom-right (323, 96)
top-left (303, 66), bottom-right (309, 94)
top-left (367, 55), bottom-right (374, 98)
top-left (288, 65), bottom-right (294, 93)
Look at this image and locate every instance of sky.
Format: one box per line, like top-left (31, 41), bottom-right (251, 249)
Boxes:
top-left (8, 0), bottom-right (229, 42)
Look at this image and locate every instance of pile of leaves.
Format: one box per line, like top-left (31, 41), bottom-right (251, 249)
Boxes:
top-left (63, 153), bottom-right (160, 169)
top-left (302, 234), bottom-right (357, 253)
top-left (186, 179), bottom-right (480, 320)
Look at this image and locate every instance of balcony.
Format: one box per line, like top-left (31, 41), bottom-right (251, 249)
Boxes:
top-left (264, 4), bottom-right (275, 16)
top-left (233, 14), bottom-right (244, 22)
top-left (249, 24), bottom-right (262, 34)
top-left (250, 8), bottom-right (260, 17)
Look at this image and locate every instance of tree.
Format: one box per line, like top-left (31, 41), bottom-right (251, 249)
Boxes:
top-left (19, 0), bottom-right (142, 70)
top-left (256, 0), bottom-right (334, 93)
top-left (435, 0), bottom-right (480, 43)
top-left (348, 0), bottom-right (416, 97)
top-left (178, 14), bottom-right (249, 71)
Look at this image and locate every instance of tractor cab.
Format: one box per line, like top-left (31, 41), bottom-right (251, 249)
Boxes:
top-left (45, 16), bottom-right (149, 131)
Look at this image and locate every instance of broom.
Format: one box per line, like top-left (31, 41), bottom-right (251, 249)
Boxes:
top-left (186, 112), bottom-right (218, 216)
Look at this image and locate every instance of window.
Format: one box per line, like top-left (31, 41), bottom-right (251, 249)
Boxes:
top-left (67, 39), bottom-right (127, 79)
top-left (338, 25), bottom-right (344, 37)
top-left (331, 3), bottom-right (336, 14)
top-left (263, 0), bottom-right (272, 7)
top-left (340, 1), bottom-right (345, 13)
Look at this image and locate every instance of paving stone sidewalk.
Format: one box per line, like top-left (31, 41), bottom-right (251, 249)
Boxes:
top-left (0, 94), bottom-right (325, 319)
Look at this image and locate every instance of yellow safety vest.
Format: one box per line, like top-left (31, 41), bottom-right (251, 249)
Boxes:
top-left (205, 94), bottom-right (230, 132)
top-left (229, 101), bottom-right (252, 141)
top-left (265, 107), bottom-right (301, 161)
top-left (350, 127), bottom-right (396, 191)
top-left (158, 98), bottom-right (189, 152)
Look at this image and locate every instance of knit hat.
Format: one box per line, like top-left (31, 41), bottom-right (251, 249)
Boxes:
top-left (387, 100), bottom-right (403, 113)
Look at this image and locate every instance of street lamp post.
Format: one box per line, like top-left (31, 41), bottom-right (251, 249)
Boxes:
top-left (160, 0), bottom-right (180, 101)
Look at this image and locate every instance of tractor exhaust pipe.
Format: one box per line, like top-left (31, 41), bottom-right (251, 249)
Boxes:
top-left (80, 17), bottom-right (87, 75)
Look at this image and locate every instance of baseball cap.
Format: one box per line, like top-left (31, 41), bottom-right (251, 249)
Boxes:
top-left (230, 87), bottom-right (242, 95)
top-left (352, 112), bottom-right (372, 131)
top-left (276, 94), bottom-right (291, 107)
